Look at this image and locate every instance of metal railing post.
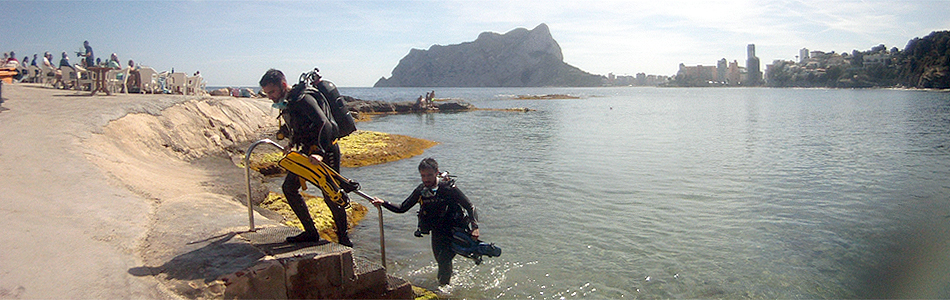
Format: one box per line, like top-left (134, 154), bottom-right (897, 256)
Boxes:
top-left (352, 190), bottom-right (386, 269)
top-left (244, 139), bottom-right (284, 232)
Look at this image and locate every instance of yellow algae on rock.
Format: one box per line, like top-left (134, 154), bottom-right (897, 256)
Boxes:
top-left (338, 130), bottom-right (439, 168)
top-left (242, 130), bottom-right (438, 172)
top-left (412, 286), bottom-right (439, 300)
top-left (260, 192), bottom-right (368, 243)
top-left (245, 130), bottom-right (434, 240)
top-left (243, 151), bottom-right (285, 175)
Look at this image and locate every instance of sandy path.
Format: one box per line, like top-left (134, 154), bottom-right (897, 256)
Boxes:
top-left (0, 84), bottom-right (275, 299)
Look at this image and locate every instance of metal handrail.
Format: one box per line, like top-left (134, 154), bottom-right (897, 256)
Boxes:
top-left (352, 190), bottom-right (387, 269)
top-left (244, 139), bottom-right (284, 232)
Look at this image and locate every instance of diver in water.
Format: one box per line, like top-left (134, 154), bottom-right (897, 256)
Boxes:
top-left (373, 157), bottom-right (490, 286)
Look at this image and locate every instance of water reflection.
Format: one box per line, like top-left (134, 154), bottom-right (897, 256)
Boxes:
top-left (329, 87), bottom-right (950, 298)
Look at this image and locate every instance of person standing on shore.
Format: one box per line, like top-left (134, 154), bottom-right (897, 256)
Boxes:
top-left (372, 158), bottom-right (480, 286)
top-left (80, 41), bottom-right (94, 68)
top-left (259, 68), bottom-right (353, 247)
top-left (126, 60), bottom-right (141, 93)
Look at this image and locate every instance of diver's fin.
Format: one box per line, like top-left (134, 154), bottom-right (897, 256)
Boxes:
top-left (278, 151), bottom-right (349, 207)
top-left (450, 228), bottom-right (502, 264)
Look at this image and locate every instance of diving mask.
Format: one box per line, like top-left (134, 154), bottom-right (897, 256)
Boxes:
top-left (272, 100), bottom-right (288, 110)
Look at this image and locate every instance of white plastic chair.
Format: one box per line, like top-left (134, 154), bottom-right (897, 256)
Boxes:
top-left (106, 68), bottom-right (130, 94)
top-left (15, 66), bottom-right (28, 82)
top-left (137, 67), bottom-right (158, 93)
top-left (41, 65), bottom-right (56, 87)
top-left (185, 75), bottom-right (205, 95)
top-left (166, 72), bottom-right (186, 94)
top-left (26, 65), bottom-right (40, 83)
top-left (58, 65), bottom-right (77, 89)
top-left (76, 66), bottom-right (94, 91)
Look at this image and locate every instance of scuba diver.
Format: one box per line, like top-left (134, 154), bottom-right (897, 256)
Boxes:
top-left (259, 68), bottom-right (352, 247)
top-left (372, 157), bottom-right (500, 286)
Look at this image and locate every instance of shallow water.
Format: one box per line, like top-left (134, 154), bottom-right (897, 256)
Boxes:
top-left (333, 87), bottom-right (950, 299)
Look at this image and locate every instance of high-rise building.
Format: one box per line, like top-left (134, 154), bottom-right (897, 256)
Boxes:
top-left (746, 44), bottom-right (762, 86)
top-left (717, 58), bottom-right (728, 83)
top-left (799, 48), bottom-right (810, 63)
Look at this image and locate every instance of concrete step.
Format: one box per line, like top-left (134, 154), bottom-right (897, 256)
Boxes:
top-left (350, 256), bottom-right (413, 299)
top-left (385, 274), bottom-right (414, 299)
top-left (218, 225), bottom-right (412, 299)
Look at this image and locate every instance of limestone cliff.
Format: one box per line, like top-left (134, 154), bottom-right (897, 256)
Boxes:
top-left (899, 30), bottom-right (950, 89)
top-left (375, 23), bottom-right (604, 87)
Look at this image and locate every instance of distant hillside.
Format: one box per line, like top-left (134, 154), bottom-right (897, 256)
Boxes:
top-left (374, 23), bottom-right (604, 87)
top-left (899, 30), bottom-right (950, 89)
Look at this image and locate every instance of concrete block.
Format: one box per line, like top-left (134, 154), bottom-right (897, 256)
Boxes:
top-left (284, 251), bottom-right (353, 299)
top-left (345, 256), bottom-right (388, 298)
top-left (219, 258), bottom-right (286, 299)
top-left (234, 226), bottom-right (410, 299)
top-left (384, 275), bottom-right (414, 299)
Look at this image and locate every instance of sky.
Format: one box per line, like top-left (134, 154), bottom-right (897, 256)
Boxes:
top-left (2, 0), bottom-right (949, 87)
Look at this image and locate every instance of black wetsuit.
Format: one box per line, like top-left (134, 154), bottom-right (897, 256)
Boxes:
top-left (380, 180), bottom-right (478, 285)
top-left (280, 85), bottom-right (349, 244)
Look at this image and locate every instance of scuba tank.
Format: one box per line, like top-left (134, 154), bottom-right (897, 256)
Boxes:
top-left (298, 68), bottom-right (356, 139)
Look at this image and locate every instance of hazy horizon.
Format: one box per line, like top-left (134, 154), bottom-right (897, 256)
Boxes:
top-left (2, 0), bottom-right (948, 87)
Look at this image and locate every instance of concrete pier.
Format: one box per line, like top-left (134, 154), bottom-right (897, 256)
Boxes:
top-left (221, 226), bottom-right (412, 299)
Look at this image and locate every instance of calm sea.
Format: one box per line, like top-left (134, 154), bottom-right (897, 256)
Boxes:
top-left (331, 87), bottom-right (950, 299)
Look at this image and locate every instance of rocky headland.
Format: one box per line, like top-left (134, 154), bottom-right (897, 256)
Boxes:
top-left (374, 23), bottom-right (603, 87)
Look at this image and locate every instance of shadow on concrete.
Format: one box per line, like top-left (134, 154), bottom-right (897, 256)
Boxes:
top-left (128, 232), bottom-right (263, 283)
top-left (52, 94), bottom-right (93, 97)
top-left (127, 228), bottom-right (331, 283)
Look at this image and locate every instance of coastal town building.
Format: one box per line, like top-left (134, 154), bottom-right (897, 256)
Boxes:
top-left (799, 48), bottom-right (810, 63)
top-left (746, 44), bottom-right (762, 86)
top-left (677, 64), bottom-right (717, 82)
top-left (672, 41), bottom-right (908, 88)
top-left (678, 31), bottom-right (948, 89)
top-left (604, 72), bottom-right (670, 86)
top-left (673, 59), bottom-right (743, 86)
top-left (729, 60), bottom-right (742, 84)
top-left (670, 44), bottom-right (755, 86)
top-left (764, 43), bottom-right (907, 88)
top-left (717, 59), bottom-right (728, 83)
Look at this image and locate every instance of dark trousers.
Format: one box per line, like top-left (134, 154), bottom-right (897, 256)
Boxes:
top-left (431, 231), bottom-right (456, 285)
top-left (282, 169), bottom-right (348, 240)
